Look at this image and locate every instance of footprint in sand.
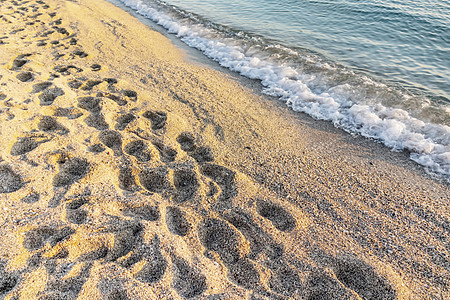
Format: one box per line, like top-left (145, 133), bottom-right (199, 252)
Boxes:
top-left (21, 192), bottom-right (40, 203)
top-left (64, 198), bottom-right (89, 225)
top-left (165, 206), bottom-right (191, 236)
top-left (84, 112), bottom-right (109, 130)
top-left (87, 143), bottom-right (105, 154)
top-left (134, 237), bottom-right (168, 284)
top-left (197, 218), bottom-right (242, 264)
top-left (78, 245), bottom-right (108, 262)
top-left (49, 226), bottom-right (76, 248)
top-left (10, 53), bottom-right (31, 70)
top-left (32, 81), bottom-right (53, 93)
top-left (123, 140), bottom-right (151, 162)
top-left (188, 145), bottom-right (214, 163)
top-left (103, 221), bottom-right (143, 262)
top-left (173, 167), bottom-right (198, 203)
top-left (77, 96), bottom-right (101, 113)
top-left (200, 163), bottom-right (236, 201)
top-left (143, 110), bottom-right (166, 130)
top-left (43, 262), bottom-right (92, 300)
top-left (54, 65), bottom-right (83, 76)
top-left (10, 136), bottom-right (39, 156)
top-left (67, 79), bottom-right (83, 89)
top-left (104, 78), bottom-right (117, 85)
top-left (40, 29), bottom-right (55, 38)
top-left (256, 200), bottom-right (296, 232)
top-left (151, 139), bottom-right (177, 163)
top-left (171, 257), bottom-right (207, 298)
top-left (104, 92), bottom-right (127, 106)
top-left (103, 289), bottom-right (129, 300)
top-left (98, 130), bottom-right (123, 156)
top-left (223, 208), bottom-right (275, 260)
top-left (72, 49), bottom-right (88, 58)
top-left (303, 270), bottom-right (358, 300)
top-left (53, 107), bottom-right (83, 119)
top-left (121, 204), bottom-right (160, 222)
top-left (268, 265), bottom-right (302, 296)
top-left (38, 86), bottom-right (64, 106)
top-left (38, 115), bottom-right (68, 135)
top-left (53, 26), bottom-right (69, 36)
top-left (77, 97), bottom-right (110, 130)
top-left (226, 258), bottom-right (261, 290)
top-left (138, 167), bottom-right (171, 194)
top-left (197, 217), bottom-right (265, 290)
top-left (114, 113), bottom-right (136, 131)
top-left (52, 156), bottom-right (90, 187)
top-left (176, 132), bottom-right (214, 163)
top-left (121, 89), bottom-right (137, 102)
top-left (0, 164), bottom-right (23, 193)
top-left (332, 256), bottom-right (396, 300)
top-left (117, 166), bottom-right (136, 191)
top-left (80, 79), bottom-right (102, 91)
top-left (16, 71), bottom-right (33, 82)
top-left (90, 64), bottom-right (101, 72)
top-left (22, 226), bottom-right (74, 251)
top-left (0, 263), bottom-right (19, 298)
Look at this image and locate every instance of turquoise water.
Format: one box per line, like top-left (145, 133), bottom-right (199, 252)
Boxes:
top-left (117, 0), bottom-right (450, 179)
top-left (162, 0), bottom-right (450, 102)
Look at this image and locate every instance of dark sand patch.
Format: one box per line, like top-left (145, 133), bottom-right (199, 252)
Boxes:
top-left (332, 256), bottom-right (396, 300)
top-left (64, 198), bottom-right (88, 224)
top-left (38, 115), bottom-right (68, 134)
top-left (80, 79), bottom-right (102, 91)
top-left (176, 132), bottom-right (196, 152)
top-left (23, 226), bottom-right (56, 251)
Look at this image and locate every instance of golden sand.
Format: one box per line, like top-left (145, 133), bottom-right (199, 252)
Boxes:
top-left (0, 0), bottom-right (448, 299)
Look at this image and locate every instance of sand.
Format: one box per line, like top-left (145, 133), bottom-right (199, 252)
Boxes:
top-left (0, 0), bottom-right (448, 299)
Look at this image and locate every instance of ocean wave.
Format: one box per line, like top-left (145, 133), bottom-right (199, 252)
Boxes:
top-left (118, 0), bottom-right (450, 180)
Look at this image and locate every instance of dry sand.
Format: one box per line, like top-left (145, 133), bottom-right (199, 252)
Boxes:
top-left (0, 0), bottom-right (448, 299)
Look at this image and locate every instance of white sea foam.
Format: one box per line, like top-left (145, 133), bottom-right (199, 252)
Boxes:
top-left (119, 0), bottom-right (450, 180)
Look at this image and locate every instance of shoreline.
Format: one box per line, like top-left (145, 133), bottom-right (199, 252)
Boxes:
top-left (108, 0), bottom-right (450, 185)
top-left (0, 0), bottom-right (448, 299)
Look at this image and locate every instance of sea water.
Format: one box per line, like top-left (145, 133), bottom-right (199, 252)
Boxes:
top-left (116, 0), bottom-right (450, 180)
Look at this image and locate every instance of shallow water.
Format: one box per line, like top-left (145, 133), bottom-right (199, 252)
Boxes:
top-left (161, 0), bottom-right (450, 101)
top-left (116, 0), bottom-right (450, 180)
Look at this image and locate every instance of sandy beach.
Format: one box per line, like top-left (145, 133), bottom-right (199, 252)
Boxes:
top-left (0, 0), bottom-right (449, 299)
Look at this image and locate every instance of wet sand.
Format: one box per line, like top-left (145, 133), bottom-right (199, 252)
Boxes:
top-left (0, 0), bottom-right (448, 299)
